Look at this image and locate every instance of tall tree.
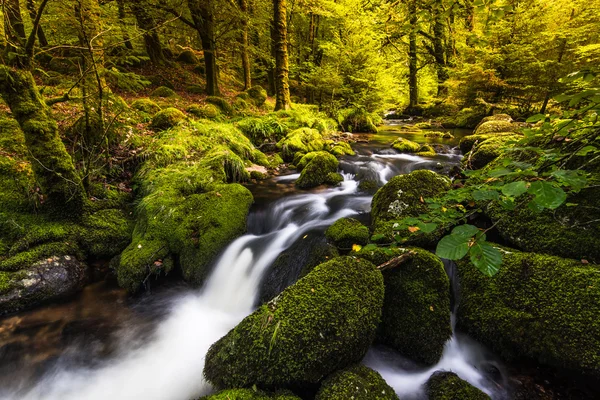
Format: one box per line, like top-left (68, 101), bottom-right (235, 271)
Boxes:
top-left (129, 0), bottom-right (167, 64)
top-left (188, 0), bottom-right (220, 96)
top-left (238, 0), bottom-right (251, 90)
top-left (25, 0), bottom-right (49, 48)
top-left (3, 0), bottom-right (27, 63)
top-left (273, 0), bottom-right (291, 110)
top-left (407, 0), bottom-right (419, 109)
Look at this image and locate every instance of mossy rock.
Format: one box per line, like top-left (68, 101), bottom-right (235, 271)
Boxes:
top-left (233, 97), bottom-right (250, 112)
top-left (440, 107), bottom-right (486, 129)
top-left (414, 122), bottom-right (433, 129)
top-left (457, 247), bottom-right (600, 377)
top-left (277, 128), bottom-right (326, 162)
top-left (246, 86), bottom-right (268, 107)
top-left (150, 108), bottom-right (186, 131)
top-left (186, 84), bottom-right (204, 94)
top-left (392, 138), bottom-right (420, 153)
top-left (78, 208), bottom-right (134, 259)
top-left (484, 184), bottom-right (600, 263)
top-left (340, 108), bottom-right (378, 133)
top-left (131, 98), bottom-right (161, 114)
top-left (358, 179), bottom-right (378, 194)
top-left (206, 96), bottom-right (234, 115)
top-left (187, 104), bottom-right (220, 119)
top-left (176, 49), bottom-right (198, 64)
top-left (325, 172), bottom-right (344, 186)
top-left (328, 142), bottom-right (355, 156)
top-left (150, 86), bottom-right (177, 98)
top-left (423, 131), bottom-right (454, 139)
top-left (465, 135), bottom-right (519, 170)
top-left (474, 114), bottom-right (513, 131)
top-left (459, 133), bottom-right (512, 154)
top-left (376, 248), bottom-right (452, 365)
top-left (296, 152), bottom-right (339, 189)
top-left (426, 371), bottom-right (490, 400)
top-left (325, 218), bottom-right (369, 249)
top-left (371, 170), bottom-right (451, 244)
top-left (473, 120), bottom-right (518, 136)
top-left (204, 257), bottom-right (385, 389)
top-left (315, 365), bottom-right (398, 400)
top-left (268, 153), bottom-right (284, 168)
top-left (200, 389), bottom-right (301, 400)
top-left (296, 151), bottom-right (330, 172)
top-left (416, 143), bottom-right (436, 157)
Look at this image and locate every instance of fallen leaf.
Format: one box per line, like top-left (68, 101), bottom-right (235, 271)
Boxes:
top-left (582, 259), bottom-right (589, 264)
top-left (408, 226), bottom-right (420, 233)
top-left (352, 244), bottom-right (362, 252)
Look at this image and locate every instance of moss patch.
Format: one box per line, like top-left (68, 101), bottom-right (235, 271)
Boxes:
top-left (392, 138), bottom-right (421, 153)
top-left (200, 389), bottom-right (301, 400)
top-left (426, 371), bottom-right (490, 400)
top-left (187, 104), bottom-right (220, 120)
top-left (206, 96), bottom-right (234, 115)
top-left (131, 98), bottom-right (161, 114)
top-left (204, 257), bottom-right (384, 389)
top-left (340, 108), bottom-right (378, 133)
top-left (151, 86), bottom-right (177, 98)
top-left (277, 128), bottom-right (326, 161)
top-left (296, 152), bottom-right (339, 189)
top-left (246, 86), bottom-right (268, 107)
top-left (325, 218), bottom-right (369, 249)
top-left (316, 365), bottom-right (398, 400)
top-left (151, 108), bottom-right (186, 131)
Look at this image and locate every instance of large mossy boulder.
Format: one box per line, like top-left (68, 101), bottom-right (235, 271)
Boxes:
top-left (277, 128), bottom-right (326, 161)
top-left (315, 365), bottom-right (398, 400)
top-left (325, 218), bottom-right (369, 249)
top-left (391, 138), bottom-right (421, 153)
top-left (295, 152), bottom-right (339, 189)
top-left (371, 170), bottom-right (451, 244)
top-left (131, 98), bottom-right (161, 114)
top-left (150, 107), bottom-right (186, 131)
top-left (426, 371), bottom-right (490, 400)
top-left (484, 185), bottom-right (600, 263)
top-left (376, 248), bottom-right (452, 366)
top-left (457, 247), bottom-right (600, 377)
top-left (246, 86), bottom-right (268, 107)
top-left (206, 96), bottom-right (234, 115)
top-left (187, 104), bottom-right (220, 119)
top-left (340, 108), bottom-right (378, 133)
top-left (474, 120), bottom-right (517, 136)
top-left (204, 257), bottom-right (385, 389)
top-left (459, 132), bottom-right (517, 154)
top-left (474, 114), bottom-right (513, 130)
top-left (440, 107), bottom-right (486, 129)
top-left (200, 389), bottom-right (300, 400)
top-left (0, 255), bottom-right (88, 315)
top-left (150, 86), bottom-right (177, 98)
top-left (465, 135), bottom-right (519, 170)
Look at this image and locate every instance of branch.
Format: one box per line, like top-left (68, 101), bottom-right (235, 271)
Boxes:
top-left (24, 0), bottom-right (51, 63)
top-left (377, 251), bottom-right (416, 271)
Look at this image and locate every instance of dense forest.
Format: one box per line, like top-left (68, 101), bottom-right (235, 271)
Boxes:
top-left (0, 0), bottom-right (599, 399)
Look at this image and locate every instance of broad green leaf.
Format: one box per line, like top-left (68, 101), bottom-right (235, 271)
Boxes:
top-left (501, 181), bottom-right (528, 197)
top-left (436, 234), bottom-right (470, 260)
top-left (526, 114), bottom-right (547, 123)
top-left (417, 221), bottom-right (437, 234)
top-left (370, 234), bottom-right (386, 242)
top-left (489, 168), bottom-right (512, 178)
top-left (469, 241), bottom-right (502, 276)
top-left (528, 181), bottom-right (567, 210)
top-left (551, 170), bottom-right (587, 191)
top-left (472, 190), bottom-right (500, 201)
top-left (576, 146), bottom-right (598, 156)
top-left (451, 224), bottom-right (480, 238)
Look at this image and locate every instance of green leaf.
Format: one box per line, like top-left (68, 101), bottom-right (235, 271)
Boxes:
top-left (451, 224), bottom-right (480, 238)
top-left (489, 168), bottom-right (512, 178)
top-left (436, 234), bottom-right (470, 260)
top-left (472, 189), bottom-right (500, 201)
top-left (526, 114), bottom-right (547, 123)
top-left (576, 146), bottom-right (598, 156)
top-left (528, 181), bottom-right (567, 210)
top-left (501, 181), bottom-right (528, 197)
top-left (370, 234), bottom-right (386, 242)
top-left (362, 244), bottom-right (379, 252)
top-left (469, 241), bottom-right (502, 276)
top-left (551, 170), bottom-right (587, 191)
top-left (417, 221), bottom-right (437, 234)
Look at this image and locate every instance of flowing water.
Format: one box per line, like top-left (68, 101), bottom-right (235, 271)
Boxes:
top-left (0, 129), bottom-right (509, 399)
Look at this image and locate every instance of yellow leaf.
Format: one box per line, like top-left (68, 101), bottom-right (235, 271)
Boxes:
top-left (408, 226), bottom-right (420, 233)
top-left (441, 207), bottom-right (447, 212)
top-left (429, 306), bottom-right (434, 311)
top-left (352, 244), bottom-right (362, 252)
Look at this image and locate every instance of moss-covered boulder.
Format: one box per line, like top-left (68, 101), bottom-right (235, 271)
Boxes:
top-left (325, 218), bottom-right (370, 249)
top-left (459, 132), bottom-right (517, 154)
top-left (151, 86), bottom-right (177, 98)
top-left (457, 247), bottom-right (600, 377)
top-left (474, 114), bottom-right (513, 131)
top-left (200, 389), bottom-right (301, 400)
top-left (206, 96), bottom-right (234, 115)
top-left (204, 257), bottom-right (385, 389)
top-left (376, 248), bottom-right (452, 365)
top-left (277, 128), bottom-right (326, 161)
top-left (150, 108), bottom-right (186, 131)
top-left (340, 108), bottom-right (378, 133)
top-left (295, 152), bottom-right (339, 189)
top-left (131, 98), bottom-right (161, 114)
top-left (426, 371), bottom-right (490, 400)
top-left (328, 141), bottom-right (355, 156)
top-left (474, 120), bottom-right (517, 136)
top-left (315, 365), bottom-right (398, 400)
top-left (423, 131), bottom-right (455, 139)
top-left (296, 151), bottom-right (329, 171)
top-left (371, 170), bottom-right (451, 244)
top-left (325, 172), bottom-right (344, 186)
top-left (176, 49), bottom-right (198, 64)
top-left (186, 84), bottom-right (204, 94)
top-left (392, 138), bottom-right (421, 153)
top-left (484, 185), bottom-right (600, 263)
top-left (187, 104), bottom-right (220, 119)
top-left (0, 255), bottom-right (88, 315)
top-left (465, 135), bottom-right (519, 170)
top-left (416, 143), bottom-right (436, 157)
top-left (441, 107), bottom-right (486, 129)
top-left (246, 86), bottom-right (268, 107)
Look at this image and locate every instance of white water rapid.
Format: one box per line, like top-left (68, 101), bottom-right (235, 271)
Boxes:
top-left (0, 151), bottom-right (507, 400)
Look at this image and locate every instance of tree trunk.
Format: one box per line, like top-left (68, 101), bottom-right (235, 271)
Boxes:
top-left (188, 0), bottom-right (220, 96)
top-left (129, 0), bottom-right (166, 64)
top-left (3, 0), bottom-right (27, 62)
top-left (25, 0), bottom-right (49, 47)
top-left (0, 66), bottom-right (86, 214)
top-left (238, 0), bottom-right (251, 90)
top-left (465, 0), bottom-right (474, 32)
top-left (432, 1), bottom-right (448, 96)
top-left (273, 0), bottom-right (291, 110)
top-left (116, 0), bottom-right (133, 50)
top-left (408, 1), bottom-right (419, 109)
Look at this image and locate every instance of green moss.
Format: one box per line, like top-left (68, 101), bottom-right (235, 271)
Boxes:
top-left (340, 108), bottom-right (378, 133)
top-left (391, 138), bottom-right (421, 153)
top-left (1, 241), bottom-right (82, 272)
top-left (206, 96), bottom-right (234, 116)
top-left (358, 179), bottom-right (378, 194)
top-left (150, 108), bottom-right (186, 131)
top-left (78, 209), bottom-right (133, 259)
top-left (355, 246), bottom-right (405, 266)
top-left (376, 248), bottom-right (451, 365)
top-left (457, 247), bottom-right (600, 376)
top-left (423, 131), bottom-right (454, 139)
top-left (187, 104), bottom-right (220, 119)
top-left (414, 122), bottom-right (433, 129)
top-left (474, 120), bottom-right (518, 135)
top-left (296, 151), bottom-right (330, 171)
top-left (186, 84), bottom-right (204, 94)
top-left (426, 371), bottom-right (490, 400)
top-left (440, 107), bottom-right (486, 129)
top-left (328, 142), bottom-right (355, 156)
top-left (325, 218), bottom-right (369, 249)
top-left (416, 143), bottom-right (437, 157)
top-left (474, 114), bottom-right (513, 130)
top-left (371, 170), bottom-right (451, 244)
top-left (0, 271), bottom-right (13, 294)
top-left (204, 257), bottom-right (384, 389)
top-left (246, 86), bottom-right (268, 107)
top-left (465, 135), bottom-right (519, 170)
top-left (296, 152), bottom-right (339, 189)
top-left (277, 128), bottom-right (326, 161)
top-left (484, 184), bottom-right (600, 263)
top-left (268, 153), bottom-right (284, 168)
top-left (233, 97), bottom-right (250, 112)
top-left (176, 50), bottom-right (198, 64)
top-left (325, 172), bottom-right (344, 186)
top-left (151, 86), bottom-right (177, 98)
top-left (237, 117), bottom-right (287, 144)
top-left (200, 389), bottom-right (301, 400)
top-left (316, 365), bottom-right (398, 400)
top-left (131, 98), bottom-right (161, 114)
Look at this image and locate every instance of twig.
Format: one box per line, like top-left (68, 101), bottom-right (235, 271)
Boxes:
top-left (377, 251), bottom-right (416, 271)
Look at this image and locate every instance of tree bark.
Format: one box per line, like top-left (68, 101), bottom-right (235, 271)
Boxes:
top-left (188, 0), bottom-right (220, 96)
top-left (273, 0), bottom-right (291, 110)
top-left (116, 0), bottom-right (133, 50)
top-left (0, 66), bottom-right (85, 214)
top-left (3, 0), bottom-right (27, 62)
top-left (432, 0), bottom-right (448, 96)
top-left (129, 0), bottom-right (166, 64)
top-left (408, 0), bottom-right (419, 109)
top-left (238, 0), bottom-right (251, 90)
top-left (25, 0), bottom-right (49, 47)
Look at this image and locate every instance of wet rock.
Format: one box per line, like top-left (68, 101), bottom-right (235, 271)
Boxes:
top-left (200, 389), bottom-right (301, 400)
top-left (426, 371), bottom-right (490, 400)
top-left (295, 152), bottom-right (339, 189)
top-left (315, 364), bottom-right (398, 400)
top-left (0, 256), bottom-right (88, 315)
top-left (325, 218), bottom-right (369, 249)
